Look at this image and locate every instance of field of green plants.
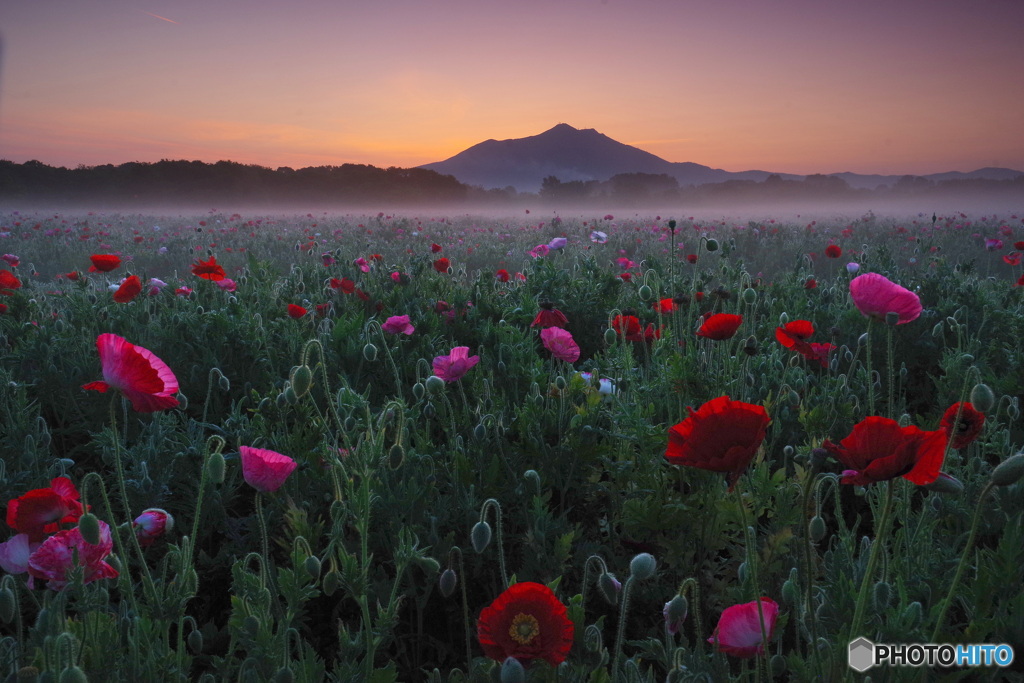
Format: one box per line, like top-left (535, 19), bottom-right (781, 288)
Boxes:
top-left (0, 209), bottom-right (1022, 682)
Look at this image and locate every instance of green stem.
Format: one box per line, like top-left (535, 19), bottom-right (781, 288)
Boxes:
top-left (255, 492), bottom-right (270, 591)
top-left (735, 482), bottom-right (769, 676)
top-left (929, 481), bottom-right (996, 642)
top-left (612, 576), bottom-right (635, 681)
top-left (848, 480), bottom-right (896, 643)
top-left (865, 318), bottom-right (876, 415)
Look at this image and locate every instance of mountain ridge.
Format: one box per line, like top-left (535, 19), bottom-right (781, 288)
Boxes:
top-left (420, 124), bottom-right (1023, 193)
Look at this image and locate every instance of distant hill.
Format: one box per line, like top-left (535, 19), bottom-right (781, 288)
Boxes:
top-left (421, 124), bottom-right (1023, 193)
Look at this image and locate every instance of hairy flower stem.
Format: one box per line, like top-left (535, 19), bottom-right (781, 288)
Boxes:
top-left (799, 471), bottom-right (821, 670)
top-left (612, 575), bottom-right (635, 681)
top-left (847, 480), bottom-right (896, 647)
top-left (449, 547), bottom-right (472, 671)
top-left (80, 471), bottom-right (139, 616)
top-left (929, 481), bottom-right (996, 643)
top-left (886, 324), bottom-right (896, 418)
top-left (254, 493), bottom-right (271, 591)
top-left (478, 499), bottom-right (508, 588)
top-left (864, 318), bottom-right (876, 415)
top-left (735, 482), bottom-right (770, 678)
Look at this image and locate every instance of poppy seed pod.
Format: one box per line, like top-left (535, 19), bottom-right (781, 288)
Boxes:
top-left (439, 568), bottom-right (457, 597)
top-left (78, 512), bottom-right (102, 546)
top-left (991, 454), bottom-right (1024, 486)
top-left (630, 552), bottom-right (657, 580)
top-left (471, 521), bottom-right (492, 553)
top-left (970, 383), bottom-right (996, 413)
top-left (705, 238), bottom-right (719, 252)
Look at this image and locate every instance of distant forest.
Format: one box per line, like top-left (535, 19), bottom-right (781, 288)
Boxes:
top-left (1, 159), bottom-right (1022, 207)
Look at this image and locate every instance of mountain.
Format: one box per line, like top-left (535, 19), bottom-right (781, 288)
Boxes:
top-left (419, 123), bottom-right (799, 192)
top-left (421, 124), bottom-right (1023, 193)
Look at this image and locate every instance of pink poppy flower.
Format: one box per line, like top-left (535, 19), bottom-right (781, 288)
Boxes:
top-left (216, 278), bottom-right (237, 292)
top-left (81, 333), bottom-right (179, 412)
top-left (849, 273), bottom-right (922, 324)
top-left (240, 446), bottom-right (297, 493)
top-left (708, 597), bottom-right (779, 658)
top-left (1, 254), bottom-right (19, 267)
top-left (27, 521), bottom-right (118, 590)
top-left (390, 271), bottom-right (401, 283)
top-left (0, 534), bottom-right (37, 574)
top-left (541, 327), bottom-right (581, 363)
top-left (528, 244), bottom-right (550, 259)
top-left (133, 508), bottom-right (174, 547)
top-left (354, 257), bottom-right (370, 273)
top-left (175, 286), bottom-right (193, 297)
top-left (432, 346), bottom-right (480, 383)
top-left (321, 253), bottom-right (336, 266)
top-left (381, 314), bottom-right (415, 335)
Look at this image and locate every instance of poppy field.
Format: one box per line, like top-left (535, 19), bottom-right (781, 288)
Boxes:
top-left (0, 209), bottom-right (1023, 682)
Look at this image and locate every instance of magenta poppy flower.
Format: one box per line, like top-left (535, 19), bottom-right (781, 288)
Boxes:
top-left (216, 278), bottom-right (237, 292)
top-left (321, 253), bottom-right (336, 266)
top-left (540, 327), bottom-right (580, 363)
top-left (354, 257), bottom-right (370, 273)
top-left (1, 254), bottom-right (19, 267)
top-left (240, 446), bottom-right (298, 493)
top-left (390, 271), bottom-right (401, 282)
top-left (432, 346), bottom-right (480, 382)
top-left (82, 334), bottom-right (179, 412)
top-left (849, 273), bottom-right (922, 324)
top-left (528, 244), bottom-right (550, 258)
top-left (381, 314), bottom-right (415, 335)
top-left (133, 508), bottom-right (174, 547)
top-left (27, 521), bottom-right (118, 590)
top-left (708, 597), bottom-right (779, 658)
top-left (5, 477), bottom-right (85, 542)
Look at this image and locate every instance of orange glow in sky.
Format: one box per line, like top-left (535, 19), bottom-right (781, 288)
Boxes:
top-left (3, 0), bottom-right (1023, 176)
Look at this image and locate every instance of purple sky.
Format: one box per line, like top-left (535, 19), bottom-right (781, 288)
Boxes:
top-left (2, 0), bottom-right (1023, 175)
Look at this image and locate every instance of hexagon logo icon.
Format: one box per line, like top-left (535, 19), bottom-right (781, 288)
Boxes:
top-left (848, 637), bottom-right (875, 672)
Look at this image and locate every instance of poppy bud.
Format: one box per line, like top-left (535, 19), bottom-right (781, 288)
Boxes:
top-left (809, 515), bottom-right (827, 542)
top-left (771, 654), bottom-right (787, 677)
top-left (344, 416), bottom-right (357, 431)
top-left (362, 343), bottom-right (378, 362)
top-left (207, 450), bottom-right (226, 484)
top-left (630, 552), bottom-right (657, 580)
top-left (58, 665), bottom-right (87, 683)
top-left (387, 443), bottom-right (405, 470)
top-left (858, 332), bottom-right (869, 347)
top-left (473, 423), bottom-right (487, 441)
top-left (903, 601), bottom-right (922, 629)
top-left (178, 393), bottom-right (188, 410)
top-left (668, 219), bottom-right (677, 231)
top-left (295, 554), bottom-right (321, 582)
top-left (283, 386), bottom-right (298, 405)
top-left (604, 328), bottom-right (617, 345)
top-left (0, 586), bottom-right (15, 624)
top-left (289, 365), bottom-right (313, 398)
top-left (433, 567), bottom-right (457, 598)
top-left (873, 580), bottom-right (891, 611)
top-left (218, 374), bottom-right (231, 392)
top-left (500, 657), bottom-right (526, 683)
top-left (705, 238), bottom-right (719, 252)
top-left (187, 628), bottom-right (204, 654)
top-left (425, 375), bottom-right (445, 395)
top-left (991, 454), bottom-right (1024, 486)
top-left (598, 572), bottom-right (622, 605)
top-left (471, 521), bottom-right (492, 553)
top-left (322, 570), bottom-right (341, 596)
top-left (781, 577), bottom-right (798, 606)
top-left (663, 594), bottom-right (688, 634)
top-left (78, 512), bottom-right (102, 546)
top-left (970, 383), bottom-right (996, 413)
top-left (134, 508), bottom-right (173, 546)
top-left (924, 473), bottom-right (963, 494)
top-left (273, 666), bottom-right (294, 683)
top-left (742, 287), bottom-right (757, 305)
top-left (412, 382), bottom-right (425, 400)
top-left (638, 285), bottom-right (653, 301)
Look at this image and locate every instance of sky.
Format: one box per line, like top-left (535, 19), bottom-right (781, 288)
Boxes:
top-left (2, 0), bottom-right (1023, 176)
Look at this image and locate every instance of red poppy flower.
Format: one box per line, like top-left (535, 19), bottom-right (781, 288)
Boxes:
top-left (1018, 273), bottom-right (1024, 287)
top-left (643, 323), bottom-right (662, 342)
top-left (66, 271), bottom-right (80, 282)
top-left (495, 269), bottom-right (510, 282)
top-left (697, 313), bottom-right (743, 340)
top-left (6, 477), bottom-right (84, 542)
top-left (653, 298), bottom-right (678, 313)
top-left (823, 416), bottom-right (947, 486)
top-left (0, 269), bottom-right (20, 295)
top-left (89, 254), bottom-right (121, 272)
top-left (940, 402), bottom-right (985, 449)
top-left (666, 396), bottom-right (770, 490)
top-left (686, 254), bottom-right (698, 264)
top-left (191, 256), bottom-right (226, 281)
top-left (355, 288), bottom-right (370, 301)
top-left (708, 597), bottom-right (779, 658)
top-left (1003, 252), bottom-right (1022, 266)
top-left (774, 320), bottom-right (814, 348)
top-left (825, 244), bottom-right (842, 258)
top-left (1015, 241), bottom-right (1024, 251)
top-left (331, 277), bottom-right (356, 294)
top-left (433, 257), bottom-right (451, 273)
top-left (612, 314), bottom-right (643, 342)
top-left (0, 304), bottom-right (7, 314)
top-left (287, 304), bottom-right (307, 319)
top-left (477, 582), bottom-right (574, 667)
top-left (81, 333), bottom-right (179, 412)
top-left (370, 253), bottom-right (383, 261)
top-left (804, 278), bottom-right (817, 289)
top-left (431, 243), bottom-right (442, 253)
top-left (113, 275), bottom-right (142, 303)
top-left (315, 303), bottom-right (331, 317)
top-left (531, 303), bottom-right (568, 329)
